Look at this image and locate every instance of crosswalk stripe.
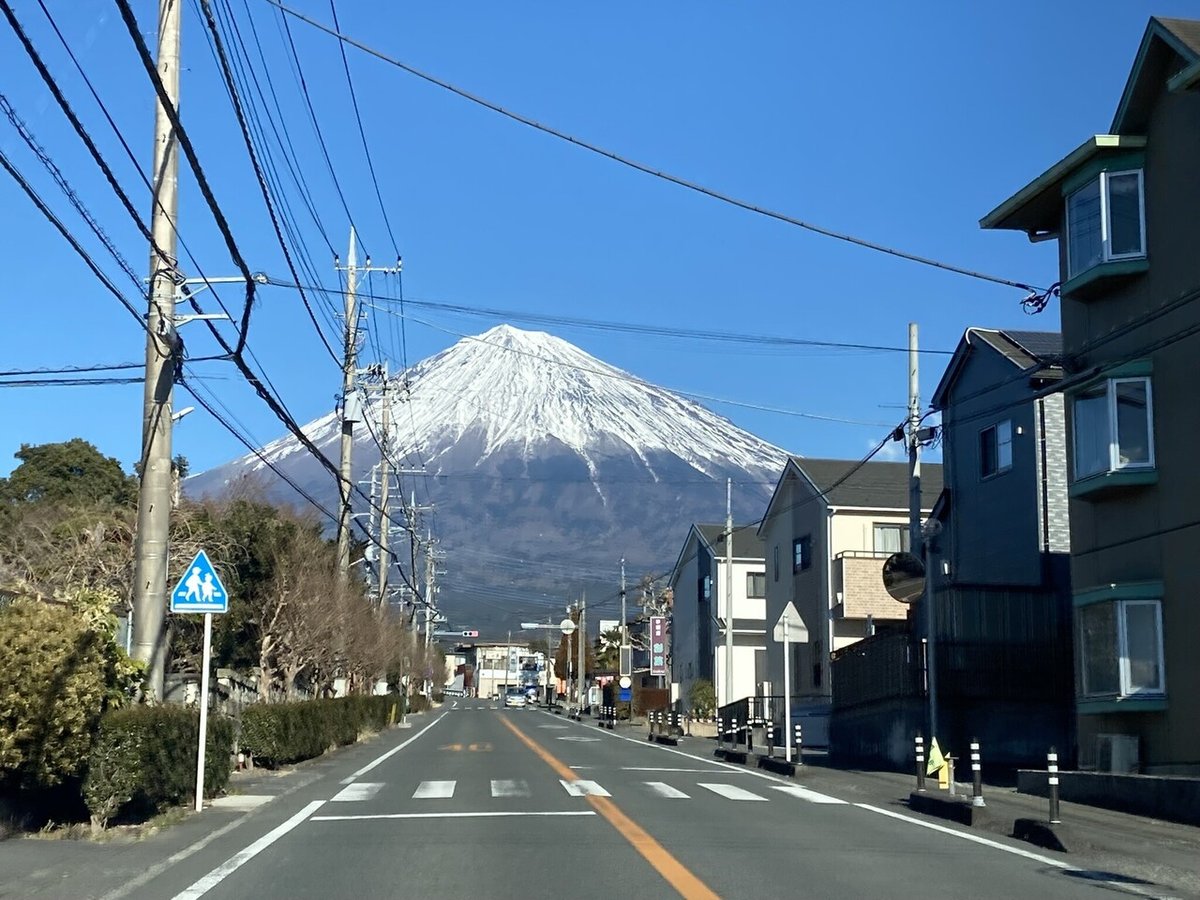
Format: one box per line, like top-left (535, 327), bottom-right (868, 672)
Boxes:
top-left (413, 780), bottom-right (456, 799)
top-left (643, 782), bottom-right (690, 799)
top-left (330, 782), bottom-right (383, 802)
top-left (559, 779), bottom-right (611, 797)
top-left (697, 783), bottom-right (768, 802)
top-left (769, 785), bottom-right (847, 805)
top-left (491, 780), bottom-right (531, 798)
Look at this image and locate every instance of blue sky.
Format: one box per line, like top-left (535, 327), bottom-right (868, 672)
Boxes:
top-left (0, 1), bottom-right (1181, 478)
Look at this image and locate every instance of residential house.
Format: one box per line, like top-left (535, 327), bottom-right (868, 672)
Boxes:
top-left (668, 524), bottom-right (766, 710)
top-left (926, 327), bottom-right (1075, 766)
top-left (759, 458), bottom-right (942, 744)
top-left (981, 17), bottom-right (1200, 774)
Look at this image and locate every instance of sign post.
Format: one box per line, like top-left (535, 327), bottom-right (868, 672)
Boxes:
top-left (169, 550), bottom-right (229, 813)
top-left (773, 602), bottom-right (808, 765)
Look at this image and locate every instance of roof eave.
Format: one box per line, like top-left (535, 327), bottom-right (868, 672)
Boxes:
top-left (979, 135), bottom-right (1147, 234)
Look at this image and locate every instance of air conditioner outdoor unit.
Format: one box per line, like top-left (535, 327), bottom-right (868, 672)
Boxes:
top-left (1095, 733), bottom-right (1140, 774)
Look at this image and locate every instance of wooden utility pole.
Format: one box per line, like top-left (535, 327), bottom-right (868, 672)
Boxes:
top-left (131, 0), bottom-right (182, 700)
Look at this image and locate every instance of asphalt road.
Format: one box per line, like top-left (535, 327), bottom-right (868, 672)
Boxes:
top-left (91, 700), bottom-right (1171, 900)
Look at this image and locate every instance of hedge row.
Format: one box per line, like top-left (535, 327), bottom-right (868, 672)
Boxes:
top-left (83, 705), bottom-right (234, 827)
top-left (240, 694), bottom-right (414, 767)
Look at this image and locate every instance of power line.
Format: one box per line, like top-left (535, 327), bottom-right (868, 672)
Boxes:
top-left (111, 0), bottom-right (258, 357)
top-left (0, 376), bottom-right (143, 388)
top-left (327, 0), bottom-right (399, 256)
top-left (0, 362), bottom-right (142, 377)
top-left (268, 277), bottom-right (956, 355)
top-left (264, 0), bottom-right (1049, 296)
top-left (197, 0), bottom-right (340, 366)
top-left (395, 312), bottom-right (896, 427)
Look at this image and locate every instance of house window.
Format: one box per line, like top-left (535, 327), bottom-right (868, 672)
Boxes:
top-left (1066, 169), bottom-right (1145, 279)
top-left (1078, 600), bottom-right (1165, 698)
top-left (873, 524), bottom-right (909, 554)
top-left (746, 572), bottom-right (766, 599)
top-left (773, 545), bottom-right (780, 582)
top-left (701, 575), bottom-right (711, 600)
top-left (793, 535), bottom-right (811, 572)
top-left (1072, 377), bottom-right (1154, 479)
top-left (980, 420), bottom-right (1013, 478)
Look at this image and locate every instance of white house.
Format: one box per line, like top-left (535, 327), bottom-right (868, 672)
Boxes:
top-left (668, 523), bottom-right (767, 711)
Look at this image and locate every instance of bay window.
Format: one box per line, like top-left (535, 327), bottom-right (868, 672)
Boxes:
top-left (1078, 599), bottom-right (1165, 698)
top-left (1066, 169), bottom-right (1146, 279)
top-left (1072, 376), bottom-right (1154, 480)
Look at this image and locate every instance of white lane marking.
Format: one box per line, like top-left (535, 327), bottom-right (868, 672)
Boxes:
top-left (544, 711), bottom-right (1183, 892)
top-left (622, 767), bottom-right (728, 773)
top-left (538, 725), bottom-right (569, 730)
top-left (451, 700), bottom-right (459, 709)
top-left (771, 784), bottom-right (847, 805)
top-left (312, 811), bottom-right (596, 821)
top-left (644, 782), bottom-right (690, 799)
top-left (208, 794), bottom-right (273, 810)
top-left (557, 736), bottom-right (601, 742)
top-left (330, 782), bottom-right (383, 803)
top-left (697, 783), bottom-right (768, 802)
top-left (560, 779), bottom-right (611, 797)
top-left (97, 772), bottom-right (324, 900)
top-left (172, 800), bottom-right (325, 900)
top-left (343, 713), bottom-right (444, 782)
top-left (413, 780), bottom-right (456, 799)
top-left (490, 779), bottom-right (531, 798)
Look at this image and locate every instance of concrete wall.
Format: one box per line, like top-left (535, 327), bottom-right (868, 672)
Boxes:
top-left (1018, 770), bottom-right (1200, 827)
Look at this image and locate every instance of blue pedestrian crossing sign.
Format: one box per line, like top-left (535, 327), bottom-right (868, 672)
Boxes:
top-left (170, 550), bottom-right (229, 614)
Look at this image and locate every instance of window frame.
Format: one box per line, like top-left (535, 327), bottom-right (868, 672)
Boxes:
top-left (745, 571), bottom-right (766, 599)
top-left (1066, 168), bottom-right (1146, 279)
top-left (792, 535), bottom-right (811, 573)
top-left (1071, 376), bottom-right (1156, 479)
top-left (872, 523), bottom-right (909, 554)
top-left (979, 420), bottom-right (1013, 479)
top-left (1078, 599), bottom-right (1166, 699)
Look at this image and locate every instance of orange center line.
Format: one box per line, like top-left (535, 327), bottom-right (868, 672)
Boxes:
top-left (498, 714), bottom-right (719, 900)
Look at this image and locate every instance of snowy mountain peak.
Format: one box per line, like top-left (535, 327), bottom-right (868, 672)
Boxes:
top-left (201, 322), bottom-right (787, 495)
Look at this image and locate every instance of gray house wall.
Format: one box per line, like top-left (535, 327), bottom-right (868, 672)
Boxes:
top-left (940, 346), bottom-right (1050, 588)
top-left (669, 534), bottom-right (704, 709)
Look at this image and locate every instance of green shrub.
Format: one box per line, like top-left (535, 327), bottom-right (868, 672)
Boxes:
top-left (240, 695), bottom-right (400, 767)
top-left (0, 601), bottom-right (117, 788)
top-left (83, 705), bottom-right (233, 827)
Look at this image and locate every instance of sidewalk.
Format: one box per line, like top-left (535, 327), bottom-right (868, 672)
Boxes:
top-left (0, 711), bottom-right (434, 900)
top-left (607, 719), bottom-right (1200, 898)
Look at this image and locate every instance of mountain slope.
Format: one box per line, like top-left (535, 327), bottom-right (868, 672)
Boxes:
top-left (187, 325), bottom-right (790, 634)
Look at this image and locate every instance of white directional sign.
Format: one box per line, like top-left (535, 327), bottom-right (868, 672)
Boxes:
top-left (170, 550), bottom-right (228, 614)
top-left (559, 617), bottom-right (576, 635)
top-left (773, 601), bottom-right (808, 643)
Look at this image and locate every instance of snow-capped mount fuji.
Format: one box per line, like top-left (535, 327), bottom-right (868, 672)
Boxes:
top-left (188, 324), bottom-right (790, 633)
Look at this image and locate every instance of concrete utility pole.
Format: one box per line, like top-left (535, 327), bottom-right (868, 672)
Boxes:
top-left (333, 231), bottom-right (400, 589)
top-left (725, 477), bottom-right (734, 706)
top-left (907, 322), bottom-right (922, 555)
top-left (619, 558), bottom-right (630, 678)
top-left (131, 0), bottom-right (182, 700)
top-left (566, 602), bottom-right (574, 704)
top-left (334, 227), bottom-right (360, 589)
top-left (375, 365), bottom-right (392, 610)
top-left (577, 592), bottom-right (586, 709)
top-left (907, 323), bottom-right (938, 741)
